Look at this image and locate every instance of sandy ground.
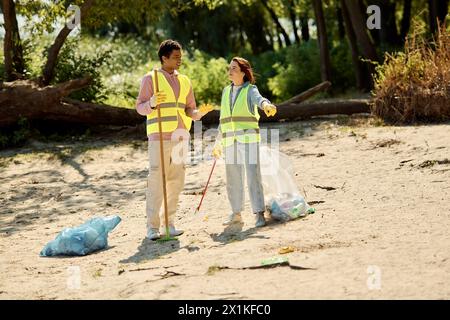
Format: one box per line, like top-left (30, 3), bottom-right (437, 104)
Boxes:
top-left (0, 115), bottom-right (449, 300)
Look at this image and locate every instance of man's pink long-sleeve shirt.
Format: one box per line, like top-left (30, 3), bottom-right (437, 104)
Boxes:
top-left (136, 68), bottom-right (200, 141)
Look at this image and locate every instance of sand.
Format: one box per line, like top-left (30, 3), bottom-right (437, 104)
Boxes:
top-left (1, 116), bottom-right (449, 299)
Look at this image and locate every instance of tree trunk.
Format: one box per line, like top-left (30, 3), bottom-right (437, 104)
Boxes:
top-left (336, 6), bottom-right (346, 40)
top-left (437, 0), bottom-right (450, 27)
top-left (201, 99), bottom-right (371, 124)
top-left (265, 25), bottom-right (275, 50)
top-left (427, 0), bottom-right (448, 34)
top-left (340, 0), bottom-right (366, 91)
top-left (343, 0), bottom-right (378, 89)
top-left (277, 81), bottom-right (331, 106)
top-left (400, 0), bottom-right (412, 40)
top-left (344, 0), bottom-right (378, 62)
top-left (1, 0), bottom-right (25, 81)
top-left (261, 0), bottom-right (292, 46)
top-left (41, 0), bottom-right (96, 86)
top-left (300, 15), bottom-right (310, 41)
top-left (312, 0), bottom-right (332, 82)
top-left (276, 27), bottom-right (284, 48)
top-left (288, 0), bottom-right (301, 43)
top-left (200, 81), bottom-right (370, 124)
top-left (239, 2), bottom-right (273, 54)
top-left (0, 78), bottom-right (142, 128)
top-left (377, 0), bottom-right (400, 46)
top-left (1, 80), bottom-right (369, 127)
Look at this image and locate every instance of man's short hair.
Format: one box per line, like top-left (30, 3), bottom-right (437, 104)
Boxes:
top-left (158, 39), bottom-right (182, 63)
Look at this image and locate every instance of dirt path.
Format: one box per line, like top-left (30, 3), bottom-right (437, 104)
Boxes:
top-left (1, 116), bottom-right (449, 299)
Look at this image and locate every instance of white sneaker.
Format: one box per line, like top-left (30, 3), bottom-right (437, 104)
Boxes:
top-left (160, 226), bottom-right (184, 237)
top-left (223, 212), bottom-right (243, 226)
top-left (146, 228), bottom-right (160, 240)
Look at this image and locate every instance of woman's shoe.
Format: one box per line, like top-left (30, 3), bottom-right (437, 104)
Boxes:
top-left (255, 212), bottom-right (266, 227)
top-left (223, 212), bottom-right (243, 225)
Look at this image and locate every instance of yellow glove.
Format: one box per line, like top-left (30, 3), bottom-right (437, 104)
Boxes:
top-left (198, 103), bottom-right (215, 114)
top-left (212, 145), bottom-right (222, 159)
top-left (150, 91), bottom-right (167, 108)
top-left (263, 102), bottom-right (277, 117)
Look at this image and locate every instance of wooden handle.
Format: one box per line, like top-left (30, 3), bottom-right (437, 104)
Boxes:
top-left (153, 69), bottom-right (170, 234)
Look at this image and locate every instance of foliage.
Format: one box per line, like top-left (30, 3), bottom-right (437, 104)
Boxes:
top-left (268, 41), bottom-right (322, 101)
top-left (182, 50), bottom-right (229, 104)
top-left (372, 23), bottom-right (450, 123)
top-left (52, 37), bottom-right (110, 102)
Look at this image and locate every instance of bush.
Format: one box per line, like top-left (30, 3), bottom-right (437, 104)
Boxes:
top-left (330, 42), bottom-right (356, 92)
top-left (249, 49), bottom-right (288, 101)
top-left (268, 41), bottom-right (322, 102)
top-left (372, 23), bottom-right (450, 123)
top-left (82, 36), bottom-right (158, 108)
top-left (52, 37), bottom-right (111, 103)
top-left (267, 40), bottom-right (357, 103)
top-left (182, 50), bottom-right (229, 105)
top-left (90, 39), bottom-right (229, 107)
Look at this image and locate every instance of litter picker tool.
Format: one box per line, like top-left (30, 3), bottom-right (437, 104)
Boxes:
top-left (152, 68), bottom-right (177, 242)
top-left (194, 158), bottom-right (217, 215)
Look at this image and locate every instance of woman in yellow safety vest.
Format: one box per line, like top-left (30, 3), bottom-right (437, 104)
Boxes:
top-left (213, 57), bottom-right (277, 227)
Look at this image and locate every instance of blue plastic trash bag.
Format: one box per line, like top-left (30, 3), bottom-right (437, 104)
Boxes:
top-left (40, 215), bottom-right (121, 257)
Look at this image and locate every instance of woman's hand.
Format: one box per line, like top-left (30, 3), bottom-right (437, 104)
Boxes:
top-left (212, 144), bottom-right (222, 159)
top-left (262, 102), bottom-right (277, 117)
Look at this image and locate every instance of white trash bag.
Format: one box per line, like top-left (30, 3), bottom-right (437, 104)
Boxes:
top-left (260, 146), bottom-right (315, 221)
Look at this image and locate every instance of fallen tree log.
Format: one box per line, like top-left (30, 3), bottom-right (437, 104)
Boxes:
top-left (200, 98), bottom-right (371, 125)
top-left (1, 78), bottom-right (370, 130)
top-left (201, 81), bottom-right (370, 124)
top-left (0, 78), bottom-right (143, 128)
top-left (277, 81), bottom-right (331, 106)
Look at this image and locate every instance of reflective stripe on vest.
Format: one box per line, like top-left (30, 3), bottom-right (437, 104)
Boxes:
top-left (219, 84), bottom-right (260, 147)
top-left (222, 128), bottom-right (260, 138)
top-left (146, 72), bottom-right (192, 135)
top-left (220, 116), bottom-right (258, 124)
top-left (147, 116), bottom-right (179, 125)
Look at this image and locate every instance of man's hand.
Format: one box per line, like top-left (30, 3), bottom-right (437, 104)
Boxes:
top-left (262, 102), bottom-right (277, 117)
top-left (212, 145), bottom-right (222, 159)
top-left (150, 91), bottom-right (167, 108)
top-left (198, 103), bottom-right (215, 114)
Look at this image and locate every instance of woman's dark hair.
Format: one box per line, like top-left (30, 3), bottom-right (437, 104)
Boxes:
top-left (232, 57), bottom-right (255, 84)
top-left (158, 39), bottom-right (182, 63)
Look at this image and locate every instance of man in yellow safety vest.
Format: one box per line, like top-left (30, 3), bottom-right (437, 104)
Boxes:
top-left (136, 39), bottom-right (213, 240)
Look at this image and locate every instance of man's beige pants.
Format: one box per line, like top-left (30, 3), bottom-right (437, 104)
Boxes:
top-left (146, 140), bottom-right (187, 231)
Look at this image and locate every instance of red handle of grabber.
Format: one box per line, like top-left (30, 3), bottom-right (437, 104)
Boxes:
top-left (195, 158), bottom-right (217, 213)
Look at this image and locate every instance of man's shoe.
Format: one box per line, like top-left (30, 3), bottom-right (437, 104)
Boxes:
top-left (160, 225), bottom-right (184, 237)
top-left (255, 212), bottom-right (266, 228)
top-left (146, 228), bottom-right (160, 240)
top-left (223, 212), bottom-right (243, 226)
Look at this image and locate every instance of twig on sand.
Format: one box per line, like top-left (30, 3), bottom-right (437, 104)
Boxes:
top-left (418, 159), bottom-right (450, 168)
top-left (207, 261), bottom-right (314, 274)
top-left (314, 185), bottom-right (337, 191)
top-left (124, 264), bottom-right (181, 274)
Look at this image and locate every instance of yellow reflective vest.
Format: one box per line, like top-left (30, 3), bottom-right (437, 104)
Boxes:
top-left (146, 71), bottom-right (193, 135)
top-left (219, 84), bottom-right (260, 147)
